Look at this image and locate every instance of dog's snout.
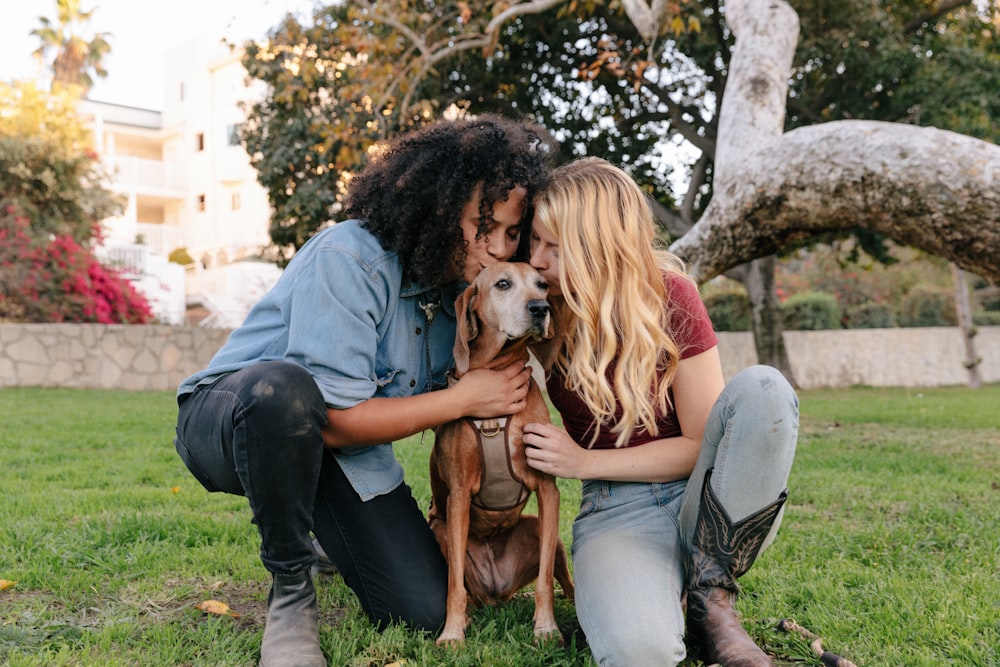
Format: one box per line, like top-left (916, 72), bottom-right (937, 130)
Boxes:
top-left (528, 300), bottom-right (550, 319)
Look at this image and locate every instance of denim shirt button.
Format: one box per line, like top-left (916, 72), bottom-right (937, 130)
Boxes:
top-left (415, 327), bottom-right (422, 335)
top-left (409, 379), bottom-right (416, 387)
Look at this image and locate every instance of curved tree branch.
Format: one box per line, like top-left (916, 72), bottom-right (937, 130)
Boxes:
top-left (670, 120), bottom-right (1000, 284)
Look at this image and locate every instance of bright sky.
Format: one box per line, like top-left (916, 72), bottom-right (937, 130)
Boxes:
top-left (0, 0), bottom-right (317, 110)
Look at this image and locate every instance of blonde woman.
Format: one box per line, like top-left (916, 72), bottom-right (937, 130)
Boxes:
top-left (523, 157), bottom-right (798, 667)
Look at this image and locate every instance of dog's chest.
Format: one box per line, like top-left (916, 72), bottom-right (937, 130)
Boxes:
top-left (467, 417), bottom-right (530, 511)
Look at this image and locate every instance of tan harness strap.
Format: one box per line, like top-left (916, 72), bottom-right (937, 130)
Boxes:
top-left (467, 417), bottom-right (530, 511)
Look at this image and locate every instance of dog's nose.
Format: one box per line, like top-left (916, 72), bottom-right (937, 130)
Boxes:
top-left (528, 300), bottom-right (550, 319)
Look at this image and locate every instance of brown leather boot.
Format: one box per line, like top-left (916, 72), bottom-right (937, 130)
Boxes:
top-left (685, 469), bottom-right (787, 667)
top-left (259, 571), bottom-right (327, 667)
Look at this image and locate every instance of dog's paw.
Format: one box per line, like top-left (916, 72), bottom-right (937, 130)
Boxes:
top-left (532, 623), bottom-right (564, 646)
top-left (435, 631), bottom-right (466, 647)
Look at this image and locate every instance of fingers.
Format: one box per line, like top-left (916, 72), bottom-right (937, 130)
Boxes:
top-left (484, 348), bottom-right (530, 371)
top-left (456, 364), bottom-right (532, 418)
top-left (523, 421), bottom-right (559, 438)
top-left (499, 359), bottom-right (531, 379)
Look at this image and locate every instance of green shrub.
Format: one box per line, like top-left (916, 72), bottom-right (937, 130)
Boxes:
top-left (168, 247), bottom-right (195, 265)
top-left (972, 310), bottom-right (1000, 326)
top-left (846, 301), bottom-right (897, 329)
top-left (898, 285), bottom-right (957, 327)
top-left (781, 291), bottom-right (841, 330)
top-left (704, 289), bottom-right (753, 331)
top-left (0, 206), bottom-right (153, 324)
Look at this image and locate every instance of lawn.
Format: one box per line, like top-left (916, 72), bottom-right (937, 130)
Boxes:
top-left (1, 384), bottom-right (998, 666)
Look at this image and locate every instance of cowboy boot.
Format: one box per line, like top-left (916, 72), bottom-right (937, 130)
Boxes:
top-left (259, 571), bottom-right (327, 667)
top-left (685, 468), bottom-right (788, 667)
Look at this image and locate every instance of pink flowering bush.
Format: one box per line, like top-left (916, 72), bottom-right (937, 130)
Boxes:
top-left (1, 206), bottom-right (153, 324)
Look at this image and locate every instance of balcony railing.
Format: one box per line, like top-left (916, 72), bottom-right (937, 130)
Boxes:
top-left (107, 156), bottom-right (185, 192)
top-left (99, 243), bottom-right (150, 277)
top-left (135, 222), bottom-right (184, 256)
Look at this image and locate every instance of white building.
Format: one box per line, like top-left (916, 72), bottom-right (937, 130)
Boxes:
top-left (81, 36), bottom-right (276, 325)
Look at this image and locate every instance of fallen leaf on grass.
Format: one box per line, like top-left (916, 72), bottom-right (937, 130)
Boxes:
top-left (195, 599), bottom-right (240, 617)
top-left (0, 579), bottom-right (17, 590)
top-left (171, 486), bottom-right (181, 493)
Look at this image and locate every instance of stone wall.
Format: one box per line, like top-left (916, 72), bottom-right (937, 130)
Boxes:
top-left (1, 323), bottom-right (997, 391)
top-left (0, 324), bottom-right (230, 392)
top-left (716, 327), bottom-right (1000, 388)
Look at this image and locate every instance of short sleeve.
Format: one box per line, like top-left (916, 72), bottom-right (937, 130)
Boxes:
top-left (664, 272), bottom-right (718, 359)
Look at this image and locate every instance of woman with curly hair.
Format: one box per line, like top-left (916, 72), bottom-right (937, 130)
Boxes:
top-left (174, 115), bottom-right (554, 666)
top-left (523, 157), bottom-right (798, 667)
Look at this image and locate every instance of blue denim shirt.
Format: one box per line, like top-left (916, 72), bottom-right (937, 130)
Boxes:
top-left (177, 220), bottom-right (461, 501)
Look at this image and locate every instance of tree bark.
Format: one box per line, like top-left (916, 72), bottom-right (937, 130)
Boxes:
top-left (731, 258), bottom-right (798, 386)
top-left (693, 0), bottom-right (800, 379)
top-left (950, 263), bottom-right (982, 389)
top-left (664, 0), bottom-right (1000, 288)
top-left (671, 119), bottom-right (1000, 286)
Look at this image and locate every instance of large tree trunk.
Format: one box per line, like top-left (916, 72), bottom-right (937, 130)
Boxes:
top-left (688, 0), bottom-right (800, 381)
top-left (662, 0), bottom-right (1000, 286)
top-left (731, 258), bottom-right (798, 386)
top-left (950, 263), bottom-right (983, 389)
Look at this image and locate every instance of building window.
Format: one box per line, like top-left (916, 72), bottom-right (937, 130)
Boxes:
top-left (196, 194), bottom-right (206, 212)
top-left (227, 124), bottom-right (242, 146)
top-left (231, 192), bottom-right (241, 211)
top-left (195, 132), bottom-right (205, 151)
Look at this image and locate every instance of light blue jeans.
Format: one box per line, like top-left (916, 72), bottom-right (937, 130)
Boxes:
top-left (570, 365), bottom-right (798, 667)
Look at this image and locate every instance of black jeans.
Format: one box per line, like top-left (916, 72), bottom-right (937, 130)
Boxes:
top-left (174, 360), bottom-right (447, 631)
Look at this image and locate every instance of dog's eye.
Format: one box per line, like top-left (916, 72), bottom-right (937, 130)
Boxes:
top-left (495, 279), bottom-right (511, 290)
top-left (537, 280), bottom-right (548, 290)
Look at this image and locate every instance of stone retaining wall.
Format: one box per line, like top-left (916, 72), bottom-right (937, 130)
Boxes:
top-left (716, 327), bottom-right (1000, 389)
top-left (1, 323), bottom-right (997, 391)
top-left (0, 324), bottom-right (230, 392)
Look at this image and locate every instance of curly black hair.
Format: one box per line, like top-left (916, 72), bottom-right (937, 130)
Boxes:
top-left (344, 114), bottom-right (555, 286)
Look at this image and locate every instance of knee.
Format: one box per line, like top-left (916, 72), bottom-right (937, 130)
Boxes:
top-left (370, 594), bottom-right (446, 634)
top-left (241, 361), bottom-right (327, 430)
top-left (728, 365), bottom-right (798, 420)
top-left (590, 626), bottom-right (686, 667)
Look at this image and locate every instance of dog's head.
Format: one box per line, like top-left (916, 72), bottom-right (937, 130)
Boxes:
top-left (452, 262), bottom-right (556, 376)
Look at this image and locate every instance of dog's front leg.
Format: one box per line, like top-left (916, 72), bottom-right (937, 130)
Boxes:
top-left (436, 490), bottom-right (473, 645)
top-left (532, 479), bottom-right (562, 643)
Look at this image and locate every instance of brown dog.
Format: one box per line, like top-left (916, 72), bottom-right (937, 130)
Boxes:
top-left (428, 262), bottom-right (574, 645)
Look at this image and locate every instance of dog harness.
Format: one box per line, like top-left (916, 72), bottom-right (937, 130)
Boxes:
top-left (466, 416), bottom-right (530, 511)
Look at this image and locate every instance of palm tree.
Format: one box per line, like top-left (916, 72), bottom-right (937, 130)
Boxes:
top-left (31, 0), bottom-right (112, 92)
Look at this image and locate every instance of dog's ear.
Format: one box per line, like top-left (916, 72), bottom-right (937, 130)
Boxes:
top-left (452, 284), bottom-right (479, 376)
top-left (528, 306), bottom-right (563, 371)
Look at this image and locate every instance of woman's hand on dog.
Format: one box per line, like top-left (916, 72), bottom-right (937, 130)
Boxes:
top-left (453, 361), bottom-right (532, 418)
top-left (523, 422), bottom-right (592, 480)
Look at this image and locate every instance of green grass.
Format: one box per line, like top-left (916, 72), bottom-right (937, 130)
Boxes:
top-left (1, 384), bottom-right (998, 666)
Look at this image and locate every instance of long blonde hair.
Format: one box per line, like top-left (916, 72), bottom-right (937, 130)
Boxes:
top-left (534, 157), bottom-right (690, 448)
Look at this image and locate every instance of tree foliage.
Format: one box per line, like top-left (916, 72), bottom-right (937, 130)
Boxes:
top-left (0, 82), bottom-right (150, 324)
top-left (240, 0), bottom-right (1000, 280)
top-left (240, 9), bottom-right (391, 263)
top-left (31, 0), bottom-right (112, 92)
top-left (0, 81), bottom-right (120, 244)
top-left (240, 1), bottom-right (705, 258)
top-left (0, 205), bottom-right (152, 323)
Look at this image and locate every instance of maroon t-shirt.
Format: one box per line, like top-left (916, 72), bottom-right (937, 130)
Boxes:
top-left (545, 273), bottom-right (718, 449)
